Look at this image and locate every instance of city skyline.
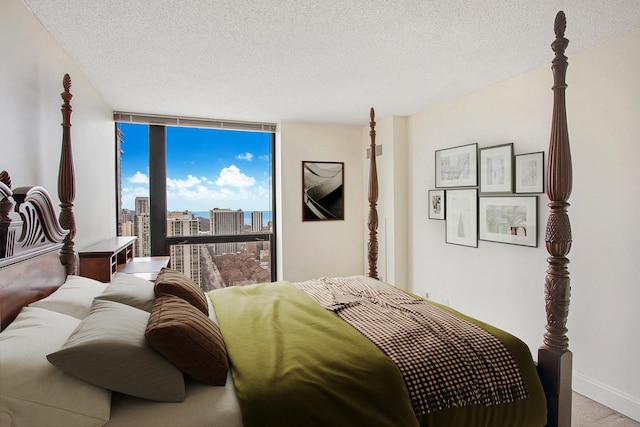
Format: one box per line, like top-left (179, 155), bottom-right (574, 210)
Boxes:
top-left (118, 123), bottom-right (273, 213)
top-left (123, 196), bottom-right (272, 227)
top-left (120, 197), bottom-right (271, 287)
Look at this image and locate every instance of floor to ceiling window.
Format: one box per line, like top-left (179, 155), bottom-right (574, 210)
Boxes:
top-left (115, 116), bottom-right (276, 290)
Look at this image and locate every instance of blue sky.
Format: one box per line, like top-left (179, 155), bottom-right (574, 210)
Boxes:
top-left (119, 123), bottom-right (272, 212)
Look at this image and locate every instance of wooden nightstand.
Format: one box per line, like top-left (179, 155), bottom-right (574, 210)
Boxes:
top-left (78, 236), bottom-right (137, 282)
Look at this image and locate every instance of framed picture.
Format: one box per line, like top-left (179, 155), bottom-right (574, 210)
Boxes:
top-left (302, 161), bottom-right (344, 221)
top-left (515, 151), bottom-right (545, 194)
top-left (479, 143), bottom-right (513, 194)
top-left (428, 189), bottom-right (445, 220)
top-left (445, 189), bottom-right (478, 247)
top-left (435, 143), bottom-right (477, 188)
top-left (479, 196), bottom-right (538, 247)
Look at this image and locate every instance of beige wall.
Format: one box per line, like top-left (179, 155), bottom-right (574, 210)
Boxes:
top-left (397, 29), bottom-right (640, 420)
top-left (277, 121), bottom-right (364, 282)
top-left (361, 115), bottom-right (409, 288)
top-left (1, 0), bottom-right (115, 251)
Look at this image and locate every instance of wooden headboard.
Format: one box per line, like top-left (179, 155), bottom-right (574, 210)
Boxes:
top-left (0, 74), bottom-right (77, 331)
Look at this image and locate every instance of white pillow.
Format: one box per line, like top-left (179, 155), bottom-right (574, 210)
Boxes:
top-left (95, 272), bottom-right (155, 312)
top-left (0, 307), bottom-right (111, 427)
top-left (30, 275), bottom-right (108, 319)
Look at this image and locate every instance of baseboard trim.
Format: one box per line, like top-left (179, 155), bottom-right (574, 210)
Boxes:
top-left (573, 371), bottom-right (640, 422)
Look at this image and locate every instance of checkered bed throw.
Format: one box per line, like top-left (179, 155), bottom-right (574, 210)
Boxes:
top-left (294, 276), bottom-right (528, 415)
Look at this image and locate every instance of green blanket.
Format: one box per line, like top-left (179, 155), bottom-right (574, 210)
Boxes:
top-left (209, 280), bottom-right (546, 427)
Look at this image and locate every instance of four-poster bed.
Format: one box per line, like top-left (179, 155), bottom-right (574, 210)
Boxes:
top-left (0, 12), bottom-right (573, 427)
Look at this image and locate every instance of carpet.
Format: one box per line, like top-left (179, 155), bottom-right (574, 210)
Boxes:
top-left (573, 392), bottom-right (640, 427)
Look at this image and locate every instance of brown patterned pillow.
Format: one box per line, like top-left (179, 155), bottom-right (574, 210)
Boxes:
top-left (145, 294), bottom-right (228, 386)
top-left (154, 267), bottom-right (208, 315)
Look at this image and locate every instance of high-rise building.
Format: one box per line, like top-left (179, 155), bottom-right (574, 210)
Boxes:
top-left (210, 208), bottom-right (244, 254)
top-left (251, 211), bottom-right (263, 232)
top-left (120, 220), bottom-right (134, 237)
top-left (119, 208), bottom-right (134, 237)
top-left (210, 208), bottom-right (243, 235)
top-left (135, 197), bottom-right (149, 216)
top-left (133, 198), bottom-right (150, 256)
top-left (119, 208), bottom-right (134, 224)
top-left (167, 211), bottom-right (201, 286)
top-left (135, 214), bottom-right (150, 256)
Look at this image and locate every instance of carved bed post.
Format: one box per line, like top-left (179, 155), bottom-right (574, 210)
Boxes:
top-left (58, 74), bottom-right (77, 275)
top-left (367, 108), bottom-right (379, 279)
top-left (538, 11), bottom-right (573, 427)
top-left (0, 172), bottom-right (14, 259)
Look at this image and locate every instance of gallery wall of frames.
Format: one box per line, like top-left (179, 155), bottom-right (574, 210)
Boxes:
top-left (428, 142), bottom-right (544, 248)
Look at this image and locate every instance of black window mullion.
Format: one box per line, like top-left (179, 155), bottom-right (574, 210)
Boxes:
top-left (149, 125), bottom-right (167, 256)
top-left (269, 133), bottom-right (277, 281)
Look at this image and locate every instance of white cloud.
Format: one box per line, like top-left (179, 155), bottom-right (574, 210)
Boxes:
top-left (120, 185), bottom-right (149, 211)
top-left (121, 184), bottom-right (149, 199)
top-left (128, 171), bottom-right (149, 184)
top-left (236, 152), bottom-right (253, 161)
top-left (166, 174), bottom-right (202, 190)
top-left (215, 165), bottom-right (255, 187)
top-left (124, 169), bottom-right (265, 211)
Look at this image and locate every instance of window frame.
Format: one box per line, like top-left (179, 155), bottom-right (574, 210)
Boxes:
top-left (116, 121), bottom-right (277, 283)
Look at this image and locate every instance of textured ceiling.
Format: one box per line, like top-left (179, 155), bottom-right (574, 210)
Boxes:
top-left (22, 0), bottom-right (640, 126)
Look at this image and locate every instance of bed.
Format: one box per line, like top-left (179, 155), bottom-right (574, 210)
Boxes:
top-left (0, 11), bottom-right (573, 427)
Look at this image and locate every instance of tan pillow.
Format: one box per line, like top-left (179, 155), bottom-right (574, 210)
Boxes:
top-left (47, 299), bottom-right (185, 402)
top-left (30, 275), bottom-right (108, 319)
top-left (1, 307), bottom-right (111, 426)
top-left (95, 273), bottom-right (155, 312)
top-left (145, 294), bottom-right (228, 386)
top-left (154, 267), bottom-right (208, 315)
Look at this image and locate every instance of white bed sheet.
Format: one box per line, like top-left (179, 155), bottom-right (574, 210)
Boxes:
top-left (106, 372), bottom-right (243, 427)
